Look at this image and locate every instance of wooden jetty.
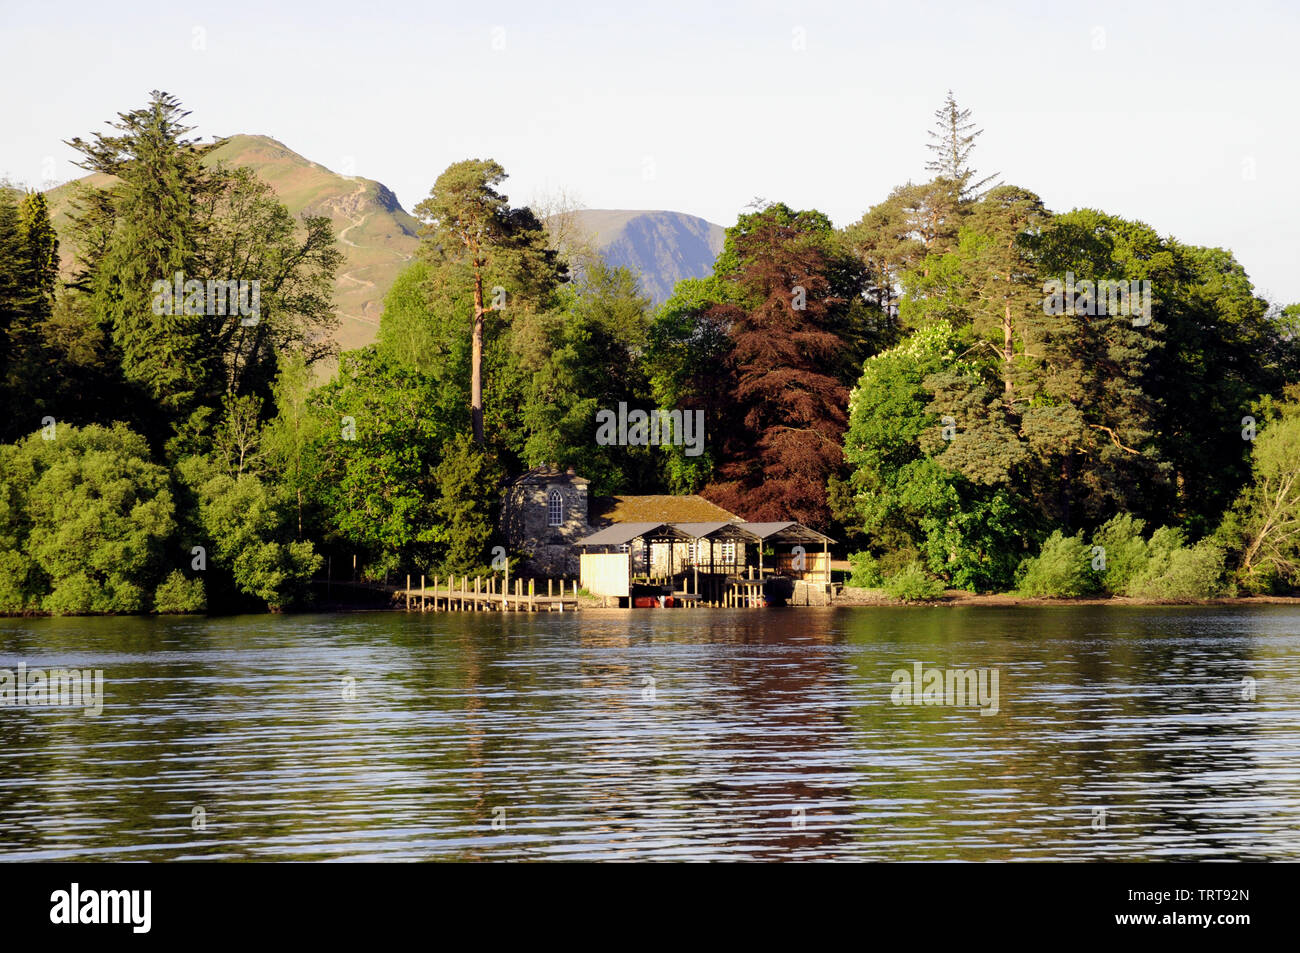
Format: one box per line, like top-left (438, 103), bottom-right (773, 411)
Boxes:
top-left (393, 574), bottom-right (580, 612)
top-left (328, 568), bottom-right (833, 612)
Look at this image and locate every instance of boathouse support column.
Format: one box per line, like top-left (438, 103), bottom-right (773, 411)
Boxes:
top-left (693, 538), bottom-right (700, 597)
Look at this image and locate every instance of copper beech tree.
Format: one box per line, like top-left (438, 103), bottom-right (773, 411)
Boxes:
top-left (701, 204), bottom-right (876, 527)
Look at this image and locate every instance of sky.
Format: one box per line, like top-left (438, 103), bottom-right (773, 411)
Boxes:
top-left (2, 0), bottom-right (1297, 302)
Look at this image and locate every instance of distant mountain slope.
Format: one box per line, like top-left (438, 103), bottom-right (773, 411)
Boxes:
top-left (567, 209), bottom-right (725, 304)
top-left (45, 134), bottom-right (419, 351)
top-left (44, 143), bottom-right (726, 349)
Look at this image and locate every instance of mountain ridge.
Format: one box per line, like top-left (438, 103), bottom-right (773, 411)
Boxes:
top-left (566, 208), bottom-right (725, 304)
top-left (43, 136), bottom-right (726, 349)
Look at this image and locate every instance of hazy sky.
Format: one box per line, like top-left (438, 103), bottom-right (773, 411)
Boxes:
top-left (3, 0), bottom-right (1297, 302)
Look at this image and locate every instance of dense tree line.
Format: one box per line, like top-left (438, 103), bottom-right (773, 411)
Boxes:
top-left (838, 98), bottom-right (1300, 597)
top-left (4, 90), bottom-right (1300, 614)
top-left (1, 92), bottom-right (339, 613)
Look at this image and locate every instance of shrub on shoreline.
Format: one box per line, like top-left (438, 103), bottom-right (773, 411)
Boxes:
top-left (883, 561), bottom-right (945, 601)
top-left (1092, 514), bottom-right (1150, 596)
top-left (1015, 531), bottom-right (1099, 598)
top-left (1124, 538), bottom-right (1228, 601)
top-left (846, 551), bottom-right (885, 588)
top-left (154, 570), bottom-right (207, 614)
top-left (1011, 520), bottom-right (1229, 601)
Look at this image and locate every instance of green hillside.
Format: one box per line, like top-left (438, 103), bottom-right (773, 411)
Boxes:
top-left (46, 134), bottom-right (419, 351)
top-left (43, 137), bottom-right (725, 347)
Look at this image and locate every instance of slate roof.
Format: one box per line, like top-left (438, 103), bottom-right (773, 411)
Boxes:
top-left (510, 464), bottom-right (590, 486)
top-left (737, 521), bottom-right (836, 544)
top-left (575, 523), bottom-right (694, 546)
top-left (671, 521), bottom-right (760, 540)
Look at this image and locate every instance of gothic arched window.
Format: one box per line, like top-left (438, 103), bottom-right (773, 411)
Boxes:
top-left (547, 489), bottom-right (565, 526)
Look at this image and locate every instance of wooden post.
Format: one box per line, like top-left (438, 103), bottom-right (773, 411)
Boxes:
top-left (823, 541), bottom-right (830, 585)
top-left (529, 579), bottom-right (535, 612)
top-left (406, 574), bottom-right (411, 611)
top-left (420, 574), bottom-right (426, 612)
top-left (692, 538), bottom-right (700, 597)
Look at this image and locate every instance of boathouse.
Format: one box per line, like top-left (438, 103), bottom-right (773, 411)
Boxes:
top-left (500, 465), bottom-right (833, 601)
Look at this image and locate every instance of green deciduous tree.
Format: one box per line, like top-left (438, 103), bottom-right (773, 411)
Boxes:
top-left (188, 467), bottom-right (321, 611)
top-left (307, 348), bottom-right (451, 578)
top-left (839, 322), bottom-right (1032, 590)
top-left (646, 276), bottom-right (735, 492)
top-left (194, 165), bottom-right (342, 402)
top-left (521, 261), bottom-right (657, 493)
top-left (1014, 530), bottom-right (1099, 597)
top-left (1219, 409), bottom-right (1300, 592)
top-left (0, 423), bottom-right (176, 614)
top-left (263, 352), bottom-right (327, 540)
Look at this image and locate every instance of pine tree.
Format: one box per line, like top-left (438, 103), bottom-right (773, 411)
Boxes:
top-left (0, 187), bottom-right (21, 382)
top-left (1, 188), bottom-right (63, 435)
top-left (17, 192), bottom-right (58, 317)
top-left (66, 90), bottom-right (208, 421)
top-left (926, 91), bottom-right (999, 200)
top-left (961, 185), bottom-right (1049, 404)
top-left (6, 191), bottom-right (59, 366)
top-left (414, 160), bottom-right (563, 445)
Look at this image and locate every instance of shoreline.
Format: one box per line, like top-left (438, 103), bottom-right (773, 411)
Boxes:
top-left (835, 588), bottom-right (1300, 608)
top-left (7, 592), bottom-right (1300, 619)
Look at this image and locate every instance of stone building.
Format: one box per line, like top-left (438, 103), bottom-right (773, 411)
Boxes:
top-left (499, 465), bottom-right (592, 577)
top-left (500, 465), bottom-right (746, 577)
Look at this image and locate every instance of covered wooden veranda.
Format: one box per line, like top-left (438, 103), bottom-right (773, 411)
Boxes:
top-left (576, 518), bottom-right (837, 605)
top-left (671, 521), bottom-right (761, 603)
top-left (736, 522), bottom-right (836, 584)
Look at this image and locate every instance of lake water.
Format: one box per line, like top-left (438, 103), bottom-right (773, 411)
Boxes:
top-left (1, 605), bottom-right (1298, 861)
